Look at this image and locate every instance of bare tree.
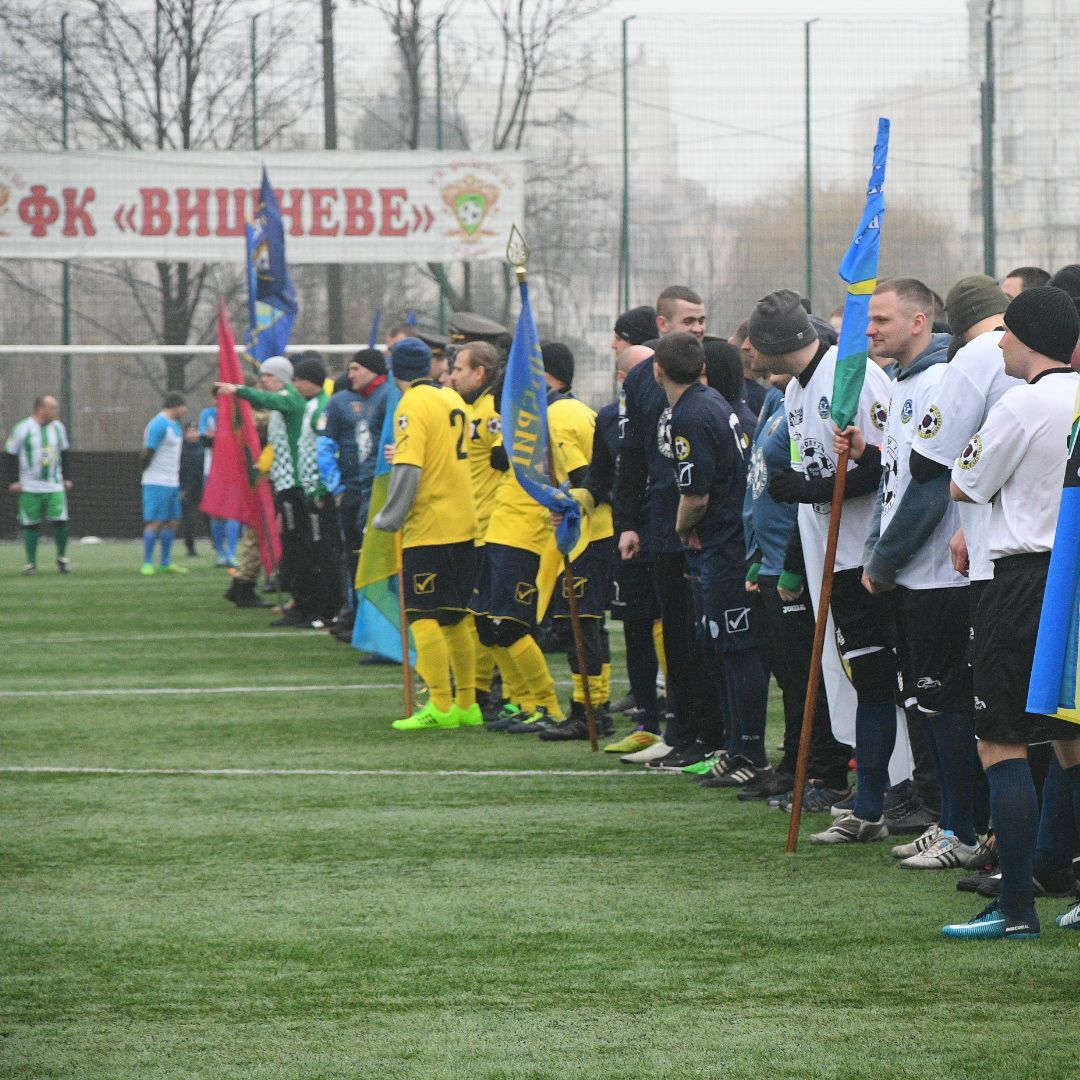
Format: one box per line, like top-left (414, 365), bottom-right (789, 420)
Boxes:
top-left (0, 0), bottom-right (319, 391)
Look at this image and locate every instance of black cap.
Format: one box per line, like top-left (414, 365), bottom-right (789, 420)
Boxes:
top-left (293, 355), bottom-right (327, 385)
top-left (614, 305), bottom-right (659, 345)
top-left (541, 342), bottom-right (574, 388)
top-left (747, 289), bottom-right (816, 355)
top-left (1003, 286), bottom-right (1080, 364)
top-left (448, 311), bottom-right (509, 343)
top-left (351, 348), bottom-right (386, 378)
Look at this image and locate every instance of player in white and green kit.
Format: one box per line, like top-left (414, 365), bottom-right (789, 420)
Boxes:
top-left (5, 394), bottom-right (73, 575)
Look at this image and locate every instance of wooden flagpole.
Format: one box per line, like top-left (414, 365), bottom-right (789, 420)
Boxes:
top-left (510, 226), bottom-right (598, 751)
top-left (395, 531), bottom-right (414, 718)
top-left (786, 444), bottom-right (849, 852)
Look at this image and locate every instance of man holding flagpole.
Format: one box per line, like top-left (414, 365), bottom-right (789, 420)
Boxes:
top-left (749, 289), bottom-right (898, 845)
top-left (372, 337), bottom-right (481, 731)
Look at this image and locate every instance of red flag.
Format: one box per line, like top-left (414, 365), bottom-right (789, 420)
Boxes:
top-left (199, 302), bottom-right (281, 575)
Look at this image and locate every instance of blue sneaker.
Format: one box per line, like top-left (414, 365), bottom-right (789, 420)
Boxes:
top-left (942, 901), bottom-right (1040, 941)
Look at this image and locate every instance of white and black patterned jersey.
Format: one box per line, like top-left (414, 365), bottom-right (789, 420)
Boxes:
top-left (914, 331), bottom-right (1021, 580)
top-left (785, 345), bottom-right (892, 571)
top-left (951, 369), bottom-right (1080, 560)
top-left (879, 363), bottom-right (965, 589)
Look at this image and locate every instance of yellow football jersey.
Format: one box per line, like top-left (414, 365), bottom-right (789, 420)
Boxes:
top-left (483, 466), bottom-right (553, 556)
top-left (549, 396), bottom-right (614, 544)
top-left (393, 380), bottom-right (477, 548)
top-left (467, 385), bottom-right (504, 541)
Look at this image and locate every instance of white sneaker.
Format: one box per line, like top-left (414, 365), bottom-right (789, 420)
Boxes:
top-left (1056, 900), bottom-right (1080, 930)
top-left (900, 834), bottom-right (989, 870)
top-left (809, 812), bottom-right (889, 844)
top-left (891, 823), bottom-right (944, 860)
top-left (621, 739), bottom-right (671, 765)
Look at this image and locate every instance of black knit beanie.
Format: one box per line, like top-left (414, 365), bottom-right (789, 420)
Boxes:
top-left (1003, 286), bottom-right (1080, 364)
top-left (748, 289), bottom-right (816, 355)
top-left (352, 347), bottom-right (387, 378)
top-left (541, 342), bottom-right (574, 389)
top-left (293, 356), bottom-right (327, 385)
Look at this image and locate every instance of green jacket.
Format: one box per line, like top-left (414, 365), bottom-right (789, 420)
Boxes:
top-left (236, 383), bottom-right (305, 492)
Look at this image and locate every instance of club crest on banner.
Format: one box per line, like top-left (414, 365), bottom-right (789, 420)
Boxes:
top-left (442, 174), bottom-right (501, 240)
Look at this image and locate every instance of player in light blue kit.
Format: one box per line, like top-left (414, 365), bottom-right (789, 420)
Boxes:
top-left (140, 391), bottom-right (189, 575)
top-left (198, 404), bottom-right (241, 566)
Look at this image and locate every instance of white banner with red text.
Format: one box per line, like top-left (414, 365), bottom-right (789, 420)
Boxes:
top-left (0, 151), bottom-right (524, 263)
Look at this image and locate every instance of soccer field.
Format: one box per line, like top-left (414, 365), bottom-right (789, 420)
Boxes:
top-left (1, 542), bottom-right (1076, 1080)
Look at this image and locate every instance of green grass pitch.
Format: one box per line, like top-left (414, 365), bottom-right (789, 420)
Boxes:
top-left (2, 541), bottom-right (1078, 1079)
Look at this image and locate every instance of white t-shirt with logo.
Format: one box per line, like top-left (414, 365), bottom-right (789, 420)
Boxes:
top-left (913, 331), bottom-right (1022, 580)
top-left (785, 346), bottom-right (892, 571)
top-left (951, 370), bottom-right (1080, 561)
top-left (878, 363), bottom-right (965, 589)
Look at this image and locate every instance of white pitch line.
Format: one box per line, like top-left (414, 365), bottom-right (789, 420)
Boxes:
top-left (0, 683), bottom-right (405, 699)
top-left (0, 680), bottom-right (575, 699)
top-left (0, 765), bottom-right (643, 779)
top-left (0, 631), bottom-right (293, 645)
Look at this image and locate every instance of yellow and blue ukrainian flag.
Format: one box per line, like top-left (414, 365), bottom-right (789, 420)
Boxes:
top-left (501, 277), bottom-right (581, 555)
top-left (831, 118), bottom-right (890, 431)
top-left (1027, 381), bottom-right (1080, 724)
top-left (352, 364), bottom-right (413, 664)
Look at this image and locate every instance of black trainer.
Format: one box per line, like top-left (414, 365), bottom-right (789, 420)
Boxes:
top-left (699, 760), bottom-right (771, 789)
top-left (737, 771), bottom-right (794, 802)
top-left (647, 740), bottom-right (711, 772)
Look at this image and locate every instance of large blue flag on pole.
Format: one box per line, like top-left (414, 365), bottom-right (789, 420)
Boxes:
top-left (244, 168), bottom-right (298, 366)
top-left (501, 279), bottom-right (581, 555)
top-left (1027, 381), bottom-right (1080, 724)
top-left (831, 118), bottom-right (890, 431)
top-left (352, 361), bottom-right (414, 664)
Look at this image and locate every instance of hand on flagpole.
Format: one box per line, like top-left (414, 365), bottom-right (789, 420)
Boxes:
top-left (833, 424), bottom-right (866, 461)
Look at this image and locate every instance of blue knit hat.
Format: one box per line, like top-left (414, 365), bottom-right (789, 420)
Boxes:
top-left (391, 337), bottom-right (433, 382)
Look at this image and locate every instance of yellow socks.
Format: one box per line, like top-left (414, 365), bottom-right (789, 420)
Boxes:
top-left (410, 618), bottom-right (453, 712)
top-left (443, 618), bottom-right (477, 710)
top-left (507, 634), bottom-right (563, 719)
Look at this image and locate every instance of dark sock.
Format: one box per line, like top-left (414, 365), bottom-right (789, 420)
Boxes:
top-left (1034, 756), bottom-right (1078, 883)
top-left (922, 720), bottom-right (951, 830)
top-left (1064, 761), bottom-right (1080, 859)
top-left (54, 522), bottom-right (69, 559)
top-left (720, 650), bottom-right (768, 767)
top-left (852, 699), bottom-right (896, 821)
top-left (986, 758), bottom-right (1038, 921)
top-left (972, 745), bottom-right (991, 834)
top-left (933, 711), bottom-right (978, 846)
top-left (622, 617), bottom-right (660, 733)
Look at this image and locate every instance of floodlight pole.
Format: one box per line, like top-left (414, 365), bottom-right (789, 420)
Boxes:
top-left (435, 16), bottom-right (448, 334)
top-left (619, 15), bottom-right (636, 314)
top-left (321, 0), bottom-right (344, 345)
top-left (60, 12), bottom-right (72, 434)
top-left (981, 1), bottom-right (996, 277)
top-left (804, 18), bottom-right (818, 313)
top-left (251, 13), bottom-right (261, 150)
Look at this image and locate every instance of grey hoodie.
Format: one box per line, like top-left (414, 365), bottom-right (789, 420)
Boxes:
top-left (863, 333), bottom-right (952, 585)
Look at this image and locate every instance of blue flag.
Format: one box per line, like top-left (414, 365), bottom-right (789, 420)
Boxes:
top-left (244, 168), bottom-right (298, 365)
top-left (352, 360), bottom-right (414, 664)
top-left (832, 117), bottom-right (890, 432)
top-left (1027, 382), bottom-right (1080, 724)
top-left (368, 308), bottom-right (381, 349)
top-left (501, 280), bottom-right (581, 555)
